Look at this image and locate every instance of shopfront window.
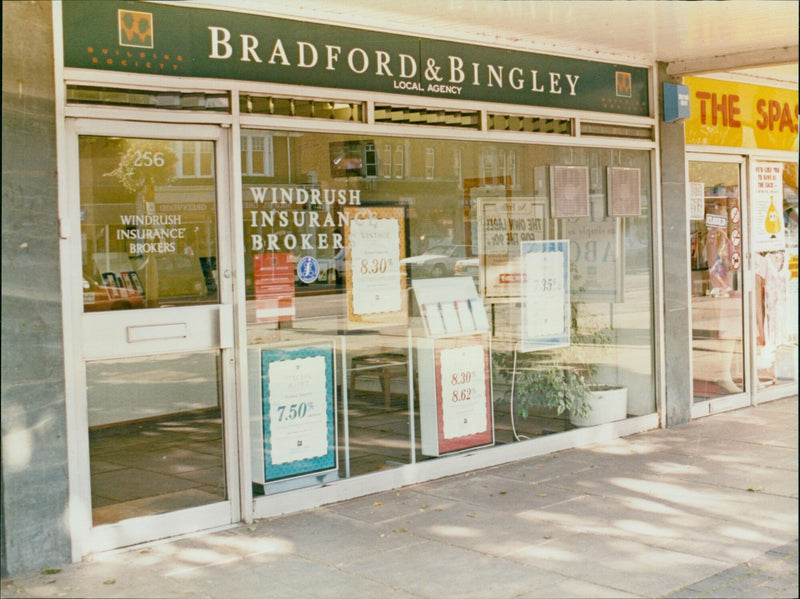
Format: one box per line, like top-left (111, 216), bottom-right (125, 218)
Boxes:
top-left (79, 136), bottom-right (218, 310)
top-left (241, 130), bottom-right (656, 487)
top-left (753, 161), bottom-right (798, 390)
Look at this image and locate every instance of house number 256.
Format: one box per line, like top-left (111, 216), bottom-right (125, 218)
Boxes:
top-left (133, 151), bottom-right (166, 167)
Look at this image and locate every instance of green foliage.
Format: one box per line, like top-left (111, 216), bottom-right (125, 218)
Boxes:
top-left (493, 348), bottom-right (593, 419)
top-left (492, 300), bottom-right (613, 420)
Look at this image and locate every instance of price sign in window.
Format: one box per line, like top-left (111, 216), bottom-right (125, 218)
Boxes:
top-left (418, 336), bottom-right (493, 456)
top-left (520, 240), bottom-right (570, 352)
top-left (344, 206), bottom-right (407, 327)
top-left (439, 344), bottom-right (489, 440)
top-left (260, 346), bottom-right (336, 481)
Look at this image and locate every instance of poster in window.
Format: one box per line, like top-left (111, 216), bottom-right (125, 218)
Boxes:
top-left (260, 345), bottom-right (336, 481)
top-left (254, 253), bottom-right (295, 323)
top-left (520, 240), bottom-right (570, 352)
top-left (689, 182), bottom-right (705, 221)
top-left (344, 206), bottom-right (407, 327)
top-left (752, 163), bottom-right (785, 252)
top-left (550, 166), bottom-right (590, 218)
top-left (607, 167), bottom-right (641, 217)
top-left (560, 218), bottom-right (623, 303)
top-left (431, 336), bottom-right (493, 454)
top-left (477, 197), bottom-right (547, 300)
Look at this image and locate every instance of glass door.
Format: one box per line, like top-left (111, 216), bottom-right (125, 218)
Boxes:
top-left (689, 159), bottom-right (748, 404)
top-left (67, 120), bottom-right (238, 553)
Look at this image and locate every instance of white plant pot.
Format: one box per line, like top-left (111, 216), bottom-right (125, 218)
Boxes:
top-left (570, 386), bottom-right (628, 427)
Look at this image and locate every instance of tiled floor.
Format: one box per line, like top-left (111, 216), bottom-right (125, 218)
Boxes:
top-left (90, 408), bottom-right (226, 525)
top-left (90, 388), bottom-right (573, 522)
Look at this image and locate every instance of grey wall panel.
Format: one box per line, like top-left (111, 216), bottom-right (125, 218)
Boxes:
top-left (1, 0), bottom-right (70, 576)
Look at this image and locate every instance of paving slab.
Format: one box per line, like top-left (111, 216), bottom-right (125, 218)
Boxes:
top-left (2, 396), bottom-right (796, 599)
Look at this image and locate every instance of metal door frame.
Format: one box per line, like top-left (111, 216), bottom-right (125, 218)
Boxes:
top-left (61, 118), bottom-right (241, 558)
top-left (687, 153), bottom-right (752, 418)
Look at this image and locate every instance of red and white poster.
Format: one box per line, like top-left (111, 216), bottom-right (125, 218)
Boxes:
top-left (254, 253), bottom-right (295, 323)
top-left (431, 336), bottom-right (493, 454)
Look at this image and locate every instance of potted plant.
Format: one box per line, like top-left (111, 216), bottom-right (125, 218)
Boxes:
top-left (492, 302), bottom-right (627, 430)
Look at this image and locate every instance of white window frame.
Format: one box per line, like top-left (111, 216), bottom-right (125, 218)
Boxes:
top-left (241, 132), bottom-right (275, 176)
top-left (393, 144), bottom-right (405, 179)
top-left (454, 149), bottom-right (463, 187)
top-left (425, 147), bottom-right (435, 180)
top-left (381, 143), bottom-right (392, 178)
top-left (176, 140), bottom-right (214, 178)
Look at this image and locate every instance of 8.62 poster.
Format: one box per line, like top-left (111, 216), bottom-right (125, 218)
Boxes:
top-left (432, 336), bottom-right (493, 454)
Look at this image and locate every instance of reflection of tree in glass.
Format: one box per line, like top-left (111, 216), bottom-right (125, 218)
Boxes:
top-left (106, 140), bottom-right (177, 193)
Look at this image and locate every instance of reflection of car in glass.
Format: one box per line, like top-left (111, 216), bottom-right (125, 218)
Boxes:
top-left (401, 245), bottom-right (469, 278)
top-left (132, 254), bottom-right (208, 300)
top-left (454, 256), bottom-right (480, 285)
top-left (83, 276), bottom-right (144, 311)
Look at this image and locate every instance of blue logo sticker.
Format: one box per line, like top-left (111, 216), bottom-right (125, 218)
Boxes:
top-left (296, 256), bottom-right (320, 284)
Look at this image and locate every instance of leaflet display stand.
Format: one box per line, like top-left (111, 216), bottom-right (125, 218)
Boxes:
top-left (412, 277), bottom-right (491, 338)
top-left (413, 278), bottom-right (494, 456)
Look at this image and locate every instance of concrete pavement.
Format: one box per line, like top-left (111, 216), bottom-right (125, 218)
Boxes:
top-left (2, 395), bottom-right (797, 599)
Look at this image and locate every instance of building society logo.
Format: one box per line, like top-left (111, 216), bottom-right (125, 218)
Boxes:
top-left (615, 71), bottom-right (632, 98)
top-left (118, 9), bottom-right (153, 49)
top-left (296, 256), bottom-right (320, 284)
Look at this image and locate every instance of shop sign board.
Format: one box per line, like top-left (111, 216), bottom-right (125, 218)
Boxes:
top-left (418, 336), bottom-right (494, 456)
top-left (62, 1), bottom-right (649, 116)
top-left (684, 76), bottom-right (799, 152)
top-left (752, 162), bottom-right (786, 252)
top-left (257, 345), bottom-right (336, 481)
top-left (520, 240), bottom-right (571, 352)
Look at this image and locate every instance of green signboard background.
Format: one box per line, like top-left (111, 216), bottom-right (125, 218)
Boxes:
top-left (63, 1), bottom-right (649, 116)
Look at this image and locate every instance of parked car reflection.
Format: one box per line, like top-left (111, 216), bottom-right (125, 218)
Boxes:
top-left (454, 256), bottom-right (480, 286)
top-left (401, 244), bottom-right (469, 278)
top-left (83, 276), bottom-right (145, 311)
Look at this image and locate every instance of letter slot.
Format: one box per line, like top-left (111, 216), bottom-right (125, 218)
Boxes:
top-left (127, 322), bottom-right (187, 343)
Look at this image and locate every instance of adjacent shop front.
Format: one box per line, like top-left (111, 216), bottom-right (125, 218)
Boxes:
top-left (683, 76), bottom-right (798, 416)
top-left (57, 1), bottom-right (661, 558)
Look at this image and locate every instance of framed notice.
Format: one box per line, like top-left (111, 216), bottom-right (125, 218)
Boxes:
top-left (344, 206), bottom-right (407, 327)
top-left (256, 345), bottom-right (336, 481)
top-left (550, 166), bottom-right (590, 218)
top-left (520, 240), bottom-right (570, 352)
top-left (607, 167), bottom-right (641, 217)
top-left (477, 197), bottom-right (548, 300)
top-left (418, 336), bottom-right (494, 456)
